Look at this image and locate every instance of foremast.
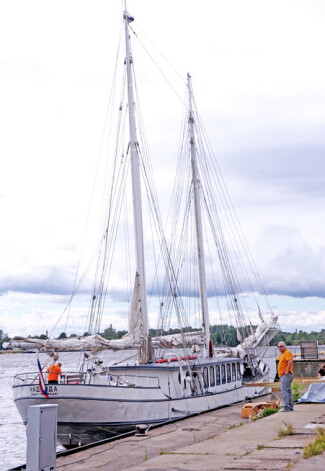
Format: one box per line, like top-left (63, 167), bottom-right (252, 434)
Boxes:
top-left (187, 73), bottom-right (211, 357)
top-left (124, 7), bottom-right (150, 362)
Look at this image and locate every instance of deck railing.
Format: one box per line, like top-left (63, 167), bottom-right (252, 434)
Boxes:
top-left (14, 371), bottom-right (87, 386)
top-left (274, 343), bottom-right (325, 360)
top-left (14, 370), bottom-right (161, 388)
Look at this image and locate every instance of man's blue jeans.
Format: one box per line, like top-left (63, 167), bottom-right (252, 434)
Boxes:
top-left (280, 372), bottom-right (294, 410)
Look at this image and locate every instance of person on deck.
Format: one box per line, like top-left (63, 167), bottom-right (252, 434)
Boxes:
top-left (277, 342), bottom-right (294, 412)
top-left (47, 362), bottom-right (62, 384)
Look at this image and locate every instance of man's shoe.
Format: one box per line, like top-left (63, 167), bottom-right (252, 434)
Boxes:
top-left (278, 408), bottom-right (289, 412)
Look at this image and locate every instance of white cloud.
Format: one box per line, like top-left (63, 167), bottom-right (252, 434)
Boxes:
top-left (1, 0), bottom-right (325, 336)
top-left (278, 309), bottom-right (325, 332)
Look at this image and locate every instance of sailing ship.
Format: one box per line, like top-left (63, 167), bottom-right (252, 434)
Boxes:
top-left (12, 3), bottom-right (280, 446)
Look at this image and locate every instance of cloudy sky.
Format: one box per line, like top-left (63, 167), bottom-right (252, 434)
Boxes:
top-left (1, 0), bottom-right (325, 337)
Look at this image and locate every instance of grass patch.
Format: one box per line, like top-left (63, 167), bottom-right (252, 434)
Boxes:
top-left (260, 407), bottom-right (278, 418)
top-left (291, 382), bottom-right (304, 403)
top-left (257, 444), bottom-right (265, 450)
top-left (278, 421), bottom-right (295, 437)
top-left (303, 427), bottom-right (325, 458)
top-left (228, 422), bottom-right (243, 430)
top-left (252, 407), bottom-right (279, 421)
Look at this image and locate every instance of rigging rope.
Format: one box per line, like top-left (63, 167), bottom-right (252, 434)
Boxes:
top-left (54, 8), bottom-right (125, 338)
top-left (128, 24), bottom-right (188, 111)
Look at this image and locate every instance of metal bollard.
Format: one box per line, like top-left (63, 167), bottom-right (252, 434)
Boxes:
top-left (26, 404), bottom-right (58, 471)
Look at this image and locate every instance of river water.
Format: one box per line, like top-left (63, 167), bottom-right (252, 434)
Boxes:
top-left (0, 347), bottom-right (280, 470)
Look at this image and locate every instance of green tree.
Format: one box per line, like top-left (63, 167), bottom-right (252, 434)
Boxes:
top-left (103, 326), bottom-right (116, 339)
top-left (116, 330), bottom-right (127, 339)
top-left (103, 328), bottom-right (115, 339)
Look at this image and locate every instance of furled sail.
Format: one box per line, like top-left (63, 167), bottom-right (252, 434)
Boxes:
top-left (152, 330), bottom-right (205, 347)
top-left (3, 334), bottom-right (111, 352)
top-left (246, 313), bottom-right (281, 348)
top-left (107, 274), bottom-right (143, 350)
top-left (226, 314), bottom-right (281, 358)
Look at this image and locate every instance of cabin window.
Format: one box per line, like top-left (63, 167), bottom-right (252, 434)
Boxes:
top-left (237, 362), bottom-right (242, 380)
top-left (203, 367), bottom-right (209, 388)
top-left (226, 364), bottom-right (231, 383)
top-left (221, 365), bottom-right (226, 384)
top-left (232, 363), bottom-right (236, 381)
top-left (216, 365), bottom-right (221, 385)
top-left (210, 366), bottom-right (215, 387)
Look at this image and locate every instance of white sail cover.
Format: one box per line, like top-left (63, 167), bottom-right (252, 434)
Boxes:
top-left (3, 334), bottom-right (111, 352)
top-left (152, 331), bottom-right (205, 347)
top-left (4, 331), bottom-right (141, 353)
top-left (225, 314), bottom-right (281, 358)
top-left (106, 274), bottom-right (143, 350)
top-left (243, 313), bottom-right (281, 349)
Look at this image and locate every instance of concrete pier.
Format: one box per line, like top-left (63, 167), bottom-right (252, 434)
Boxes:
top-left (55, 397), bottom-right (325, 471)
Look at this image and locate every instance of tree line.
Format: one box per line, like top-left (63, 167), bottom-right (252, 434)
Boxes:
top-left (271, 329), bottom-right (325, 347)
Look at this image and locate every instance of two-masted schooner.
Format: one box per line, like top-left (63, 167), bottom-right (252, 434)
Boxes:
top-left (12, 3), bottom-right (280, 445)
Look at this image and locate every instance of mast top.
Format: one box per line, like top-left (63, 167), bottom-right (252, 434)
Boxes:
top-left (124, 0), bottom-right (134, 22)
top-left (124, 13), bottom-right (134, 23)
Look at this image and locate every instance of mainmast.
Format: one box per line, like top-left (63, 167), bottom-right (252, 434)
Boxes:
top-left (123, 7), bottom-right (149, 361)
top-left (187, 73), bottom-right (211, 356)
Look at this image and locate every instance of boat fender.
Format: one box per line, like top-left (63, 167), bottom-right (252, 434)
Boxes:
top-left (135, 424), bottom-right (150, 436)
top-left (155, 355), bottom-right (197, 363)
top-left (184, 372), bottom-right (192, 389)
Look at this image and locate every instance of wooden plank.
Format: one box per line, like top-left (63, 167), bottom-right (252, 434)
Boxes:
top-left (244, 382), bottom-right (281, 388)
top-left (301, 379), bottom-right (325, 384)
top-left (244, 378), bottom-right (321, 388)
top-left (292, 377), bottom-right (317, 381)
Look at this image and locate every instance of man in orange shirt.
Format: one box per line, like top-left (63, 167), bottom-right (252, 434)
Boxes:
top-left (47, 362), bottom-right (62, 384)
top-left (277, 342), bottom-right (294, 412)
